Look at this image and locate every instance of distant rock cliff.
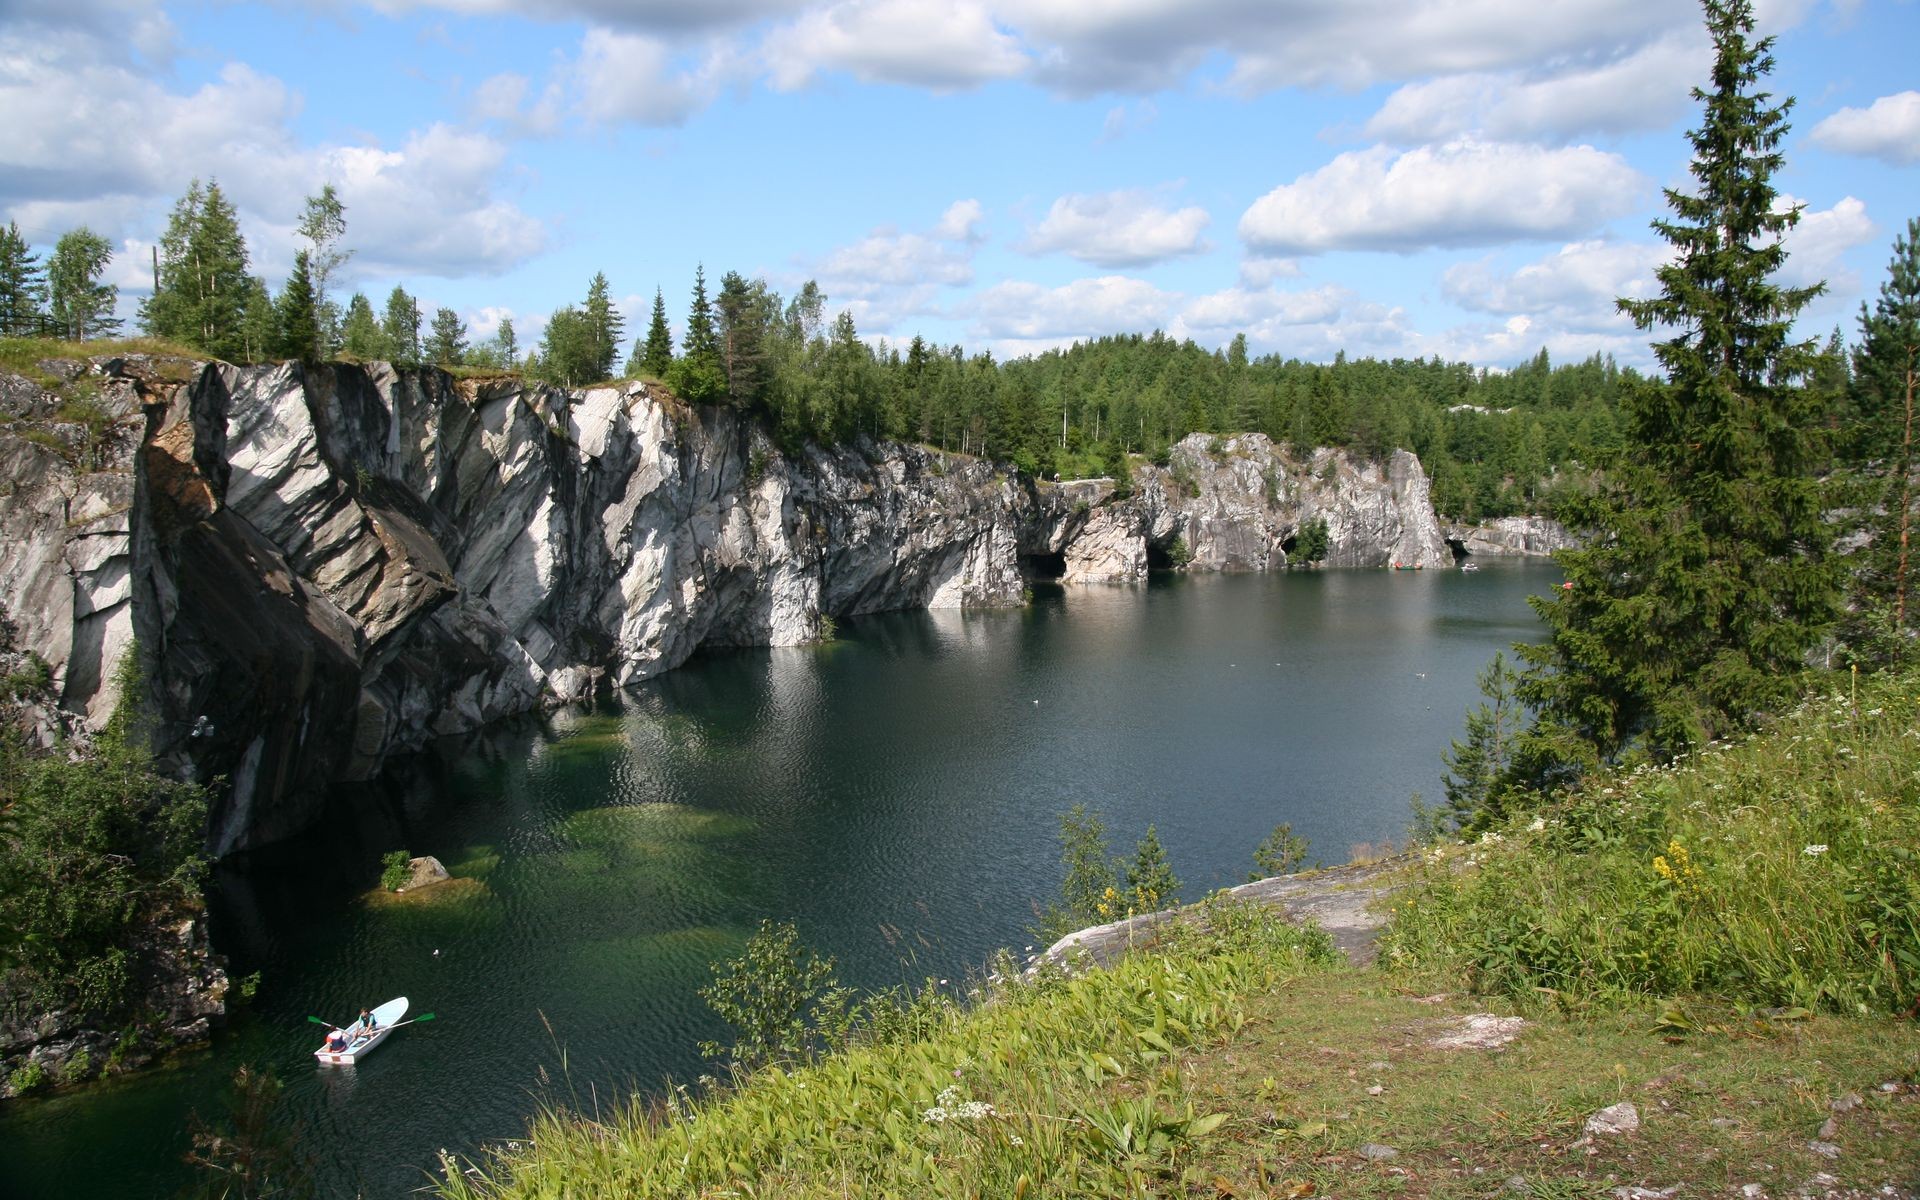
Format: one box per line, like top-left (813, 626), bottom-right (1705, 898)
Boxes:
top-left (1, 357), bottom-right (1453, 855)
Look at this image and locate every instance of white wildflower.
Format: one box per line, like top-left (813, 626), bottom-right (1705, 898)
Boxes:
top-left (1527, 817), bottom-right (1547, 833)
top-left (1804, 844), bottom-right (1829, 857)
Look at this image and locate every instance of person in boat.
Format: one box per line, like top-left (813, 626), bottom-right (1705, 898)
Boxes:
top-left (354, 1007), bottom-right (378, 1038)
top-left (325, 1026), bottom-right (350, 1052)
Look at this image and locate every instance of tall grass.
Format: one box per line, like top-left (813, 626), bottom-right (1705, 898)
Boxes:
top-left (435, 900), bottom-right (1335, 1199)
top-left (1382, 669), bottom-right (1920, 1014)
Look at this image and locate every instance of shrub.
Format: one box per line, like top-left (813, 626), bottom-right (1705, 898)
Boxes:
top-left (699, 919), bottom-right (843, 1069)
top-left (1249, 823), bottom-right (1313, 880)
top-left (380, 850), bottom-right (411, 892)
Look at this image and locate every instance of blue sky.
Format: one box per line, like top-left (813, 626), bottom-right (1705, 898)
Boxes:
top-left (2, 0), bottom-right (1915, 370)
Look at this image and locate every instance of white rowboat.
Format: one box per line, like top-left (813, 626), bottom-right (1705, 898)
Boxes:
top-left (314, 996), bottom-right (408, 1065)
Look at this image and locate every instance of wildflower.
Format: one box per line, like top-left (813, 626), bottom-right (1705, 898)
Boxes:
top-left (1009, 1135), bottom-right (1024, 1146)
top-left (1527, 817), bottom-right (1546, 833)
top-left (1803, 844), bottom-right (1828, 857)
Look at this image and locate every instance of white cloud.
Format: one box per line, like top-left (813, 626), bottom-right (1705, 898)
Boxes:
top-left (1360, 31), bottom-right (1702, 144)
top-left (934, 199), bottom-right (986, 243)
top-left (1775, 194), bottom-right (1878, 292)
top-left (1239, 139), bottom-right (1646, 256)
top-left (471, 72), bottom-right (566, 138)
top-left (1021, 189), bottom-right (1209, 267)
top-left (1809, 92), bottom-right (1920, 167)
top-left (1442, 239), bottom-right (1667, 329)
top-left (573, 29), bottom-right (729, 126)
top-left (1238, 257), bottom-right (1302, 288)
top-left (357, 0), bottom-right (803, 34)
top-left (764, 0), bottom-right (1026, 91)
top-left (965, 275), bottom-right (1175, 347)
top-left (1171, 284), bottom-right (1347, 344)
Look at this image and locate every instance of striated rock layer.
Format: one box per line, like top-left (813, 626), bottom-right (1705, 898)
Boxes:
top-left (2, 359), bottom-right (1453, 855)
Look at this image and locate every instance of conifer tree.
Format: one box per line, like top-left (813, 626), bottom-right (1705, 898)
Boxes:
top-left (273, 251), bottom-right (320, 361)
top-left (583, 272), bottom-right (622, 381)
top-left (717, 270), bottom-right (771, 408)
top-left (496, 315), bottom-right (518, 365)
top-left (142, 180), bottom-right (252, 360)
top-left (426, 307), bottom-right (468, 367)
top-left (668, 264), bottom-right (725, 404)
top-left (0, 222), bottom-right (47, 337)
top-left (381, 285), bottom-right (421, 366)
top-left (640, 287), bottom-right (673, 377)
top-left (539, 305), bottom-right (597, 387)
top-left (1850, 217), bottom-right (1920, 642)
top-left (239, 277), bottom-right (274, 364)
top-left (340, 292), bottom-right (387, 360)
top-left (1516, 0), bottom-right (1838, 775)
top-left (46, 228), bottom-right (118, 341)
top-left (1123, 825), bottom-right (1180, 912)
top-left (1439, 652), bottom-right (1523, 831)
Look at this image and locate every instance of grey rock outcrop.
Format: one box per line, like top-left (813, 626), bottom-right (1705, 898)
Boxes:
top-left (1446, 515), bottom-right (1575, 558)
top-left (3, 359), bottom-right (1458, 855)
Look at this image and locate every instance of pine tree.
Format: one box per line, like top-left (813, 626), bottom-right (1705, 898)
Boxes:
top-left (1516, 0), bottom-right (1839, 774)
top-left (381, 286), bottom-right (421, 366)
top-left (239, 277), bottom-right (274, 364)
top-left (426, 307), bottom-right (468, 367)
top-left (640, 287), bottom-right (673, 377)
top-left (340, 293), bottom-right (387, 360)
top-left (716, 270), bottom-right (770, 408)
top-left (1850, 217), bottom-right (1920, 646)
top-left (272, 251), bottom-right (320, 361)
top-left (45, 228), bottom-right (118, 341)
top-left (1439, 651), bottom-right (1524, 831)
top-left (496, 316), bottom-right (518, 365)
top-left (583, 272), bottom-right (622, 381)
top-left (0, 222), bottom-right (47, 336)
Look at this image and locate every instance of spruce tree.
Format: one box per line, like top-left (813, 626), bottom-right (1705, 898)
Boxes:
top-left (142, 180), bottom-right (252, 360)
top-left (716, 270), bottom-right (770, 408)
top-left (1850, 217), bottom-right (1920, 643)
top-left (0, 222), bottom-right (47, 337)
top-left (1123, 825), bottom-right (1180, 912)
top-left (496, 315), bottom-right (518, 365)
top-left (273, 251), bottom-right (320, 361)
top-left (640, 287), bottom-right (673, 378)
top-left (1516, 0), bottom-right (1838, 775)
top-left (45, 228), bottom-right (118, 341)
top-left (667, 265), bottom-right (725, 404)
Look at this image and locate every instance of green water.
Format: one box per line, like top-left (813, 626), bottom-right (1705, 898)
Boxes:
top-left (0, 563), bottom-right (1556, 1198)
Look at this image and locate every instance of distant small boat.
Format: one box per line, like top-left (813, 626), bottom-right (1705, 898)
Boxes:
top-left (315, 997), bottom-right (408, 1065)
top-left (1460, 561), bottom-right (1480, 572)
top-left (1392, 562), bottom-right (1423, 571)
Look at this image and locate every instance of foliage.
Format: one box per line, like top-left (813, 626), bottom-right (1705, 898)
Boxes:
top-left (295, 184), bottom-right (350, 354)
top-left (379, 849), bottom-right (411, 893)
top-left (184, 1065), bottom-right (315, 1199)
top-left (141, 180), bottom-right (253, 362)
top-left (636, 287), bottom-right (673, 378)
top-left (1437, 651), bottom-right (1526, 833)
top-left (1515, 0), bottom-right (1838, 779)
top-left (271, 251), bottom-right (319, 362)
top-left (45, 228), bottom-right (118, 341)
top-left (1840, 216), bottom-right (1920, 660)
top-left (1249, 822), bottom-right (1313, 880)
top-left (1291, 517), bottom-right (1329, 566)
top-left (698, 918), bottom-right (842, 1069)
top-left (381, 286), bottom-right (422, 367)
top-left (0, 642), bottom-right (208, 1026)
top-left (434, 905), bottom-right (1333, 1200)
top-left (1123, 825), bottom-right (1181, 912)
top-left (1383, 669), bottom-right (1920, 1014)
top-left (0, 221), bottom-right (45, 337)
top-left (338, 293), bottom-right (387, 361)
top-left (427, 307), bottom-right (468, 367)
top-left (582, 271), bottom-right (622, 382)
top-left (1037, 803), bottom-right (1119, 942)
top-left (667, 264), bottom-right (726, 405)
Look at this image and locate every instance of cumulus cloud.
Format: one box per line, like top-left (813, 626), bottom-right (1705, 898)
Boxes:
top-left (1442, 239), bottom-right (1667, 328)
top-left (1809, 92), bottom-right (1920, 166)
top-left (803, 201), bottom-right (988, 334)
top-left (1021, 189), bottom-right (1209, 268)
top-left (965, 275), bottom-right (1175, 348)
top-left (1775, 194), bottom-right (1878, 292)
top-left (470, 72), bottom-right (566, 138)
top-left (357, 0), bottom-right (802, 34)
top-left (1361, 31), bottom-right (1702, 144)
top-left (1239, 139), bottom-right (1646, 256)
top-left (934, 199), bottom-right (986, 243)
top-left (764, 0), bottom-right (1026, 91)
top-left (1171, 284), bottom-right (1347, 343)
top-left (573, 29), bottom-right (734, 126)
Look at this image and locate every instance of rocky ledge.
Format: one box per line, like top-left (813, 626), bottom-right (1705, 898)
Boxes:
top-left (2, 356), bottom-right (1455, 855)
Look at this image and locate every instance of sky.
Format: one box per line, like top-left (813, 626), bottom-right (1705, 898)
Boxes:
top-left (1, 0), bottom-right (1916, 372)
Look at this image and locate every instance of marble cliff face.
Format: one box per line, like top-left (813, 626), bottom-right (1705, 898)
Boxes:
top-left (3, 357), bottom-right (1467, 854)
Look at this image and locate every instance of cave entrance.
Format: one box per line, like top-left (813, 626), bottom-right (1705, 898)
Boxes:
top-left (1021, 552), bottom-right (1066, 582)
top-left (1145, 542), bottom-right (1174, 571)
top-left (1280, 533), bottom-right (1298, 557)
top-left (1446, 537), bottom-right (1468, 564)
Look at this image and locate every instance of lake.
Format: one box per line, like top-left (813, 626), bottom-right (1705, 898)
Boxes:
top-left (0, 560), bottom-right (1557, 1198)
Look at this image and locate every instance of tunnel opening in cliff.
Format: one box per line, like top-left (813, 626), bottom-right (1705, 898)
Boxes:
top-left (1145, 542), bottom-right (1175, 571)
top-left (1021, 552), bottom-right (1066, 581)
top-left (1446, 537), bottom-right (1469, 564)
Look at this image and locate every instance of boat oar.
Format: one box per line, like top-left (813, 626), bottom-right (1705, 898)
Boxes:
top-left (381, 1013), bottom-right (437, 1031)
top-left (306, 1015), bottom-right (345, 1031)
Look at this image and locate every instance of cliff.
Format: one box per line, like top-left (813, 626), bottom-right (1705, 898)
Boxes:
top-left (1, 356), bottom-right (1451, 856)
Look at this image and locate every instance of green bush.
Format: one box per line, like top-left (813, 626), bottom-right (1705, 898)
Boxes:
top-left (380, 850), bottom-right (411, 892)
top-left (1249, 823), bottom-right (1313, 880)
top-left (1382, 670), bottom-right (1920, 1014)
